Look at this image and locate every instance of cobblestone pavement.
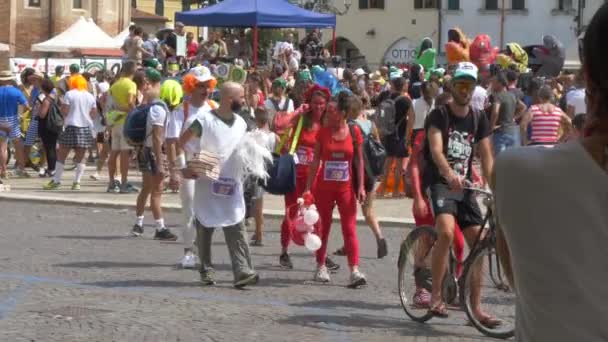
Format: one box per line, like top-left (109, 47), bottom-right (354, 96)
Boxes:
top-left (0, 202), bottom-right (500, 342)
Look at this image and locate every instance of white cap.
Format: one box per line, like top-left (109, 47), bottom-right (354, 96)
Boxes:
top-left (189, 66), bottom-right (215, 83)
top-left (354, 68), bottom-right (365, 77)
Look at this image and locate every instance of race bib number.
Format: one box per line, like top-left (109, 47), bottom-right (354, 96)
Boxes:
top-left (324, 161), bottom-right (350, 182)
top-left (212, 178), bottom-right (236, 197)
top-left (296, 147), bottom-right (314, 165)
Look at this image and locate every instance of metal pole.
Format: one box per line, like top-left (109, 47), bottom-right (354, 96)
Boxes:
top-left (577, 0), bottom-right (584, 36)
top-left (499, 0), bottom-right (506, 48)
top-left (332, 28), bottom-right (336, 55)
top-left (253, 26), bottom-right (259, 67)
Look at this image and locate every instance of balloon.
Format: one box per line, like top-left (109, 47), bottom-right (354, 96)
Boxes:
top-left (303, 208), bottom-right (320, 226)
top-left (292, 230), bottom-right (305, 246)
top-left (295, 217), bottom-right (309, 233)
top-left (304, 233), bottom-right (322, 252)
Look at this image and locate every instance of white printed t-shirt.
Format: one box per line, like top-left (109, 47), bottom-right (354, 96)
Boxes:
top-left (145, 104), bottom-right (167, 148)
top-left (63, 89), bottom-right (96, 128)
top-left (188, 110), bottom-right (247, 228)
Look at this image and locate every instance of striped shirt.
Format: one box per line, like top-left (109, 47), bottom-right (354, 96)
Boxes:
top-left (529, 104), bottom-right (563, 144)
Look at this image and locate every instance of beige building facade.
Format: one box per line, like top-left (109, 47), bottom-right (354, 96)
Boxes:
top-left (0, 0), bottom-right (131, 58)
top-left (322, 0), bottom-right (439, 69)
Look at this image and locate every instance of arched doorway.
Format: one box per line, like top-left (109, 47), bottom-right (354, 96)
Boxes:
top-left (327, 37), bottom-right (367, 69)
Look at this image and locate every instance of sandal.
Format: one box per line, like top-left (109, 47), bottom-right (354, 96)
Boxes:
top-left (478, 315), bottom-right (502, 329)
top-left (333, 247), bottom-right (346, 256)
top-left (428, 302), bottom-right (449, 318)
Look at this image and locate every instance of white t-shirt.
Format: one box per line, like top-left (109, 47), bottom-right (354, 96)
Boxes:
top-left (412, 98), bottom-right (434, 130)
top-left (471, 85), bottom-right (488, 112)
top-left (189, 111), bottom-right (248, 228)
top-left (495, 141), bottom-right (608, 342)
top-left (566, 88), bottom-right (586, 115)
top-left (145, 104), bottom-right (167, 148)
top-left (264, 97), bottom-right (294, 127)
top-left (166, 101), bottom-right (214, 141)
top-left (63, 89), bottom-right (96, 128)
top-left (288, 56), bottom-right (299, 74)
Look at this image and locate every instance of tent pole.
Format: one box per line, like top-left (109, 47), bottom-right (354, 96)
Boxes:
top-left (332, 28), bottom-right (336, 56)
top-left (253, 26), bottom-right (259, 67)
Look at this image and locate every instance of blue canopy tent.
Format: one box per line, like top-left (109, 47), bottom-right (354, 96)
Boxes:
top-left (175, 0), bottom-right (337, 66)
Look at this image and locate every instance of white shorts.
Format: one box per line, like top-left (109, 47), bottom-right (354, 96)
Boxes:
top-left (111, 124), bottom-right (133, 151)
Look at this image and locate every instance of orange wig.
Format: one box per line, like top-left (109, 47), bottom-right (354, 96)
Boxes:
top-left (68, 74), bottom-right (88, 91)
top-left (182, 74), bottom-right (218, 95)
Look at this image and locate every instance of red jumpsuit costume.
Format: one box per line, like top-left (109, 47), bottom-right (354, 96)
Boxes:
top-left (313, 126), bottom-right (364, 267)
top-left (280, 120), bottom-right (320, 250)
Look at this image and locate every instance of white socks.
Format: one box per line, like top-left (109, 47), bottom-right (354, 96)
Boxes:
top-left (53, 162), bottom-right (65, 183)
top-left (74, 163), bottom-right (86, 183)
top-left (155, 218), bottom-right (166, 230)
top-left (135, 216), bottom-right (144, 227)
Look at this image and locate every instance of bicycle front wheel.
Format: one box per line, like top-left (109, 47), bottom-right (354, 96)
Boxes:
top-left (462, 247), bottom-right (516, 339)
top-left (398, 226), bottom-right (436, 323)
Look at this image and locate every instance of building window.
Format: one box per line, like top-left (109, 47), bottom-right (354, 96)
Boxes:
top-left (73, 0), bottom-right (83, 9)
top-left (558, 0), bottom-right (573, 10)
top-left (414, 0), bottom-right (437, 9)
top-left (27, 0), bottom-right (41, 7)
top-left (485, 0), bottom-right (498, 10)
top-left (512, 0), bottom-right (525, 10)
top-left (359, 0), bottom-right (384, 9)
top-left (448, 0), bottom-right (460, 10)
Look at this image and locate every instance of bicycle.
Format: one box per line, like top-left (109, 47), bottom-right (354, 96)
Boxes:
top-left (397, 186), bottom-right (515, 339)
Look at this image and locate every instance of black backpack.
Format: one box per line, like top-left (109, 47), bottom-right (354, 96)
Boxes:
top-left (45, 98), bottom-right (64, 134)
top-left (352, 120), bottom-right (386, 177)
top-left (123, 101), bottom-right (168, 147)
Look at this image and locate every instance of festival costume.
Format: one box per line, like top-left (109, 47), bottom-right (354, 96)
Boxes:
top-left (445, 28), bottom-right (470, 66)
top-left (469, 34), bottom-right (499, 72)
top-left (313, 126), bottom-right (363, 267)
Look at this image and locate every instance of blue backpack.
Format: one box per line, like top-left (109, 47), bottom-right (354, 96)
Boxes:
top-left (123, 101), bottom-right (167, 147)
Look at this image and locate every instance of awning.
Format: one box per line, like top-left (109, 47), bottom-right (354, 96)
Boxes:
top-left (32, 17), bottom-right (121, 53)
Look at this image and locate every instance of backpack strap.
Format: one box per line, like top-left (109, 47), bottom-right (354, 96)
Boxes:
top-left (270, 98), bottom-right (281, 112)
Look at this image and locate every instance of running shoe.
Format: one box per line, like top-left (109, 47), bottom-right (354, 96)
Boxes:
top-left (314, 265), bottom-right (331, 283)
top-left (377, 238), bottom-right (388, 259)
top-left (413, 288), bottom-right (431, 308)
top-left (154, 228), bottom-right (178, 241)
top-left (120, 183), bottom-right (139, 194)
top-left (131, 224), bottom-right (144, 237)
top-left (14, 169), bottom-right (30, 178)
top-left (38, 168), bottom-right (47, 177)
top-left (43, 180), bottom-right (61, 190)
top-left (106, 180), bottom-right (121, 193)
top-left (180, 252), bottom-right (197, 269)
top-left (90, 172), bottom-right (101, 181)
top-left (326, 257), bottom-right (340, 272)
top-left (279, 252), bottom-right (293, 269)
top-left (348, 270), bottom-right (367, 288)
top-left (200, 270), bottom-right (216, 286)
top-left (234, 273), bottom-right (259, 288)
top-left (71, 182), bottom-right (81, 191)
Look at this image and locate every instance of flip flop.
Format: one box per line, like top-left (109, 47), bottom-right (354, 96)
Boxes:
top-left (478, 316), bottom-right (502, 329)
top-left (428, 303), bottom-right (449, 318)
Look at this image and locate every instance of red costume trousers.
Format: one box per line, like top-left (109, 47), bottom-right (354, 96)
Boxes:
top-left (314, 188), bottom-right (359, 267)
top-left (281, 176), bottom-right (308, 250)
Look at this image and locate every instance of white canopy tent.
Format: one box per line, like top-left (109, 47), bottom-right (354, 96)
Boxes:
top-left (32, 17), bottom-right (121, 53)
top-left (0, 43), bottom-right (9, 52)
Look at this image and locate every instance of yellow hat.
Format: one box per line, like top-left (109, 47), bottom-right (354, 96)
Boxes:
top-left (160, 79), bottom-right (183, 109)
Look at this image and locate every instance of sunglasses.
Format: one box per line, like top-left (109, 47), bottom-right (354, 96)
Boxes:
top-left (453, 81), bottom-right (476, 93)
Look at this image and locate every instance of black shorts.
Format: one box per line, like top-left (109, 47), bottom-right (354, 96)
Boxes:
top-left (137, 147), bottom-right (166, 175)
top-left (428, 183), bottom-right (483, 229)
top-left (383, 133), bottom-right (409, 158)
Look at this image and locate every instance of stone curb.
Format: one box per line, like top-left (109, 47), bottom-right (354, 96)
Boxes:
top-left (0, 193), bottom-right (415, 226)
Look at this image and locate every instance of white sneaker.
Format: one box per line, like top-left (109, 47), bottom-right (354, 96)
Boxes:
top-left (180, 252), bottom-right (197, 269)
top-left (314, 265), bottom-right (331, 283)
top-left (38, 168), bottom-right (46, 177)
top-left (349, 270), bottom-right (367, 288)
top-left (90, 172), bottom-right (100, 181)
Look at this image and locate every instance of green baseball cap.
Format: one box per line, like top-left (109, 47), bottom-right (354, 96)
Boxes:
top-left (272, 77), bottom-right (287, 89)
top-left (69, 63), bottom-right (80, 73)
top-left (453, 62), bottom-right (478, 82)
top-left (144, 68), bottom-right (162, 83)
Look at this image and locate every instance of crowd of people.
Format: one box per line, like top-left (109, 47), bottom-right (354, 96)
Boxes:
top-left (1, 7), bottom-right (607, 339)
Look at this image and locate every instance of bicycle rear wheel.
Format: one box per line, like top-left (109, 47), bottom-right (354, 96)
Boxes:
top-left (398, 226), bottom-right (436, 322)
top-left (462, 247), bottom-right (515, 339)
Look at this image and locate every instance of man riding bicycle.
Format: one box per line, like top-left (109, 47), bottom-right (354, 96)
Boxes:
top-left (423, 62), bottom-right (496, 326)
